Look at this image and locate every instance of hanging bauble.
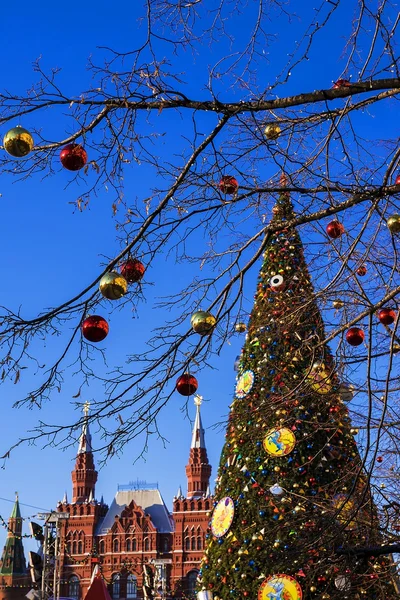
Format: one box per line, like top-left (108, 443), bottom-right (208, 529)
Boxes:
top-left (332, 494), bottom-right (356, 530)
top-left (339, 383), bottom-right (354, 402)
top-left (258, 575), bottom-right (302, 600)
top-left (378, 308), bottom-right (396, 325)
top-left (377, 456), bottom-right (383, 463)
top-left (264, 123), bottom-right (281, 140)
top-left (345, 327), bottom-right (364, 346)
top-left (176, 373), bottom-right (198, 396)
top-left (3, 126), bottom-right (34, 158)
top-left (356, 265), bottom-right (367, 276)
top-left (326, 220), bottom-right (345, 239)
top-left (333, 79), bottom-right (351, 88)
top-left (308, 362), bottom-right (332, 394)
top-left (82, 315), bottom-right (109, 342)
top-left (333, 299), bottom-right (344, 309)
top-left (191, 311), bottom-right (216, 335)
top-left (218, 175), bottom-right (239, 195)
top-left (60, 143), bottom-right (88, 171)
top-left (210, 497), bottom-right (235, 538)
top-left (235, 322), bottom-right (247, 333)
top-left (387, 214), bottom-right (400, 234)
top-left (99, 271), bottom-right (128, 300)
top-left (120, 258), bottom-right (145, 283)
top-left (269, 274), bottom-right (285, 292)
top-left (395, 175), bottom-right (400, 186)
top-left (269, 483), bottom-right (284, 496)
top-left (263, 428), bottom-right (296, 457)
top-left (235, 370), bottom-right (255, 399)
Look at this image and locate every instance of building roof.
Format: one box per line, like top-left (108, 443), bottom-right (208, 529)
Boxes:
top-left (96, 488), bottom-right (173, 534)
top-left (84, 574), bottom-right (112, 600)
top-left (191, 396), bottom-right (205, 449)
top-left (78, 417), bottom-right (92, 454)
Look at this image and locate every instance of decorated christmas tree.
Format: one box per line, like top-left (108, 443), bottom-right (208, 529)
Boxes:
top-left (198, 179), bottom-right (398, 599)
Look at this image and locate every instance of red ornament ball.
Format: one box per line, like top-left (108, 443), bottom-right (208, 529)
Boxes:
top-left (219, 175), bottom-right (239, 195)
top-left (378, 308), bottom-right (396, 325)
top-left (120, 258), bottom-right (145, 283)
top-left (333, 79), bottom-right (351, 88)
top-left (326, 220), bottom-right (345, 239)
top-left (377, 456), bottom-right (383, 463)
top-left (346, 327), bottom-right (365, 346)
top-left (356, 265), bottom-right (367, 276)
top-left (395, 175), bottom-right (400, 186)
top-left (82, 315), bottom-right (109, 343)
top-left (60, 143), bottom-right (88, 171)
top-left (176, 373), bottom-right (198, 396)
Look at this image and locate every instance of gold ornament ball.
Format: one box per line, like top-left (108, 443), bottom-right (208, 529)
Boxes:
top-left (191, 310), bottom-right (217, 335)
top-left (333, 299), bottom-right (344, 309)
top-left (99, 271), bottom-right (128, 300)
top-left (235, 322), bottom-right (247, 333)
top-left (264, 123), bottom-right (281, 140)
top-left (387, 214), bottom-right (400, 234)
top-left (3, 126), bottom-right (34, 158)
top-left (310, 587), bottom-right (317, 593)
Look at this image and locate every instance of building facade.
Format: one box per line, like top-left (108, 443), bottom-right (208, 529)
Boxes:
top-left (54, 398), bottom-right (213, 600)
top-left (0, 495), bottom-right (31, 600)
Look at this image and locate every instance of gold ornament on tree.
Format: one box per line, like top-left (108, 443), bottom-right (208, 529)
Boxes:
top-left (3, 126), bottom-right (34, 157)
top-left (99, 271), bottom-right (128, 300)
top-left (387, 214), bottom-right (400, 234)
top-left (333, 299), bottom-right (344, 309)
top-left (191, 310), bottom-right (216, 335)
top-left (264, 123), bottom-right (281, 140)
top-left (235, 322), bottom-right (247, 333)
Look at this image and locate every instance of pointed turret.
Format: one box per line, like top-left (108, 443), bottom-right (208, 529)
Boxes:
top-left (0, 493), bottom-right (27, 576)
top-left (185, 396), bottom-right (211, 498)
top-left (71, 402), bottom-right (98, 503)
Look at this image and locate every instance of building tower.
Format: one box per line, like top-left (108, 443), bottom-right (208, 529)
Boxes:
top-left (71, 402), bottom-right (98, 503)
top-left (172, 397), bottom-right (213, 597)
top-left (0, 494), bottom-right (30, 600)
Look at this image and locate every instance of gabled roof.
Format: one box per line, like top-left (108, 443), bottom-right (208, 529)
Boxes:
top-left (96, 488), bottom-right (173, 535)
top-left (84, 575), bottom-right (112, 600)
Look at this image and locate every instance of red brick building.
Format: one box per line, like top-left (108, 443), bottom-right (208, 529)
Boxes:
top-left (54, 397), bottom-right (213, 600)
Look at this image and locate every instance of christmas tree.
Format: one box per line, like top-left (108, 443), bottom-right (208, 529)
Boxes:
top-left (199, 179), bottom-right (398, 599)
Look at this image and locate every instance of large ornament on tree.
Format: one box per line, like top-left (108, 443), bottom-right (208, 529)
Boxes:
top-left (264, 123), bottom-right (281, 140)
top-left (235, 370), bottom-right (254, 398)
top-left (356, 265), bottom-right (367, 276)
top-left (269, 274), bottom-right (285, 292)
top-left (235, 322), bottom-right (247, 333)
top-left (326, 220), bottom-right (345, 239)
top-left (3, 126), bottom-right (34, 157)
top-left (308, 362), bottom-right (332, 394)
top-left (191, 311), bottom-right (216, 335)
top-left (120, 258), bottom-right (145, 283)
top-left (263, 428), bottom-right (296, 456)
top-left (258, 575), bottom-right (302, 600)
top-left (82, 315), bottom-right (109, 342)
top-left (218, 175), bottom-right (239, 195)
top-left (99, 271), bottom-right (128, 300)
top-left (378, 308), bottom-right (396, 325)
top-left (396, 175), bottom-right (400, 186)
top-left (60, 143), bottom-right (88, 171)
top-left (346, 327), bottom-right (365, 346)
top-left (210, 497), bottom-right (235, 538)
top-left (176, 373), bottom-right (198, 396)
top-left (387, 214), bottom-right (400, 234)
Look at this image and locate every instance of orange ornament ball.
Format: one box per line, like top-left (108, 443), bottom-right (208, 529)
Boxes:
top-left (82, 315), bottom-right (109, 342)
top-left (176, 373), bottom-right (198, 396)
top-left (120, 258), bottom-right (145, 283)
top-left (218, 175), bottom-right (238, 195)
top-left (356, 265), bottom-right (367, 276)
top-left (378, 308), bottom-right (396, 325)
top-left (395, 175), bottom-right (400, 186)
top-left (326, 220), bottom-right (345, 239)
top-left (346, 327), bottom-right (364, 346)
top-left (60, 143), bottom-right (88, 171)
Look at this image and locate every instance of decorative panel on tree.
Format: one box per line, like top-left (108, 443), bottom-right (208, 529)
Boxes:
top-left (197, 181), bottom-right (396, 599)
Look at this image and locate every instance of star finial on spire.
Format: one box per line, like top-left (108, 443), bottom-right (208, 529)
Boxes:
top-left (194, 394), bottom-right (203, 407)
top-left (83, 401), bottom-right (90, 416)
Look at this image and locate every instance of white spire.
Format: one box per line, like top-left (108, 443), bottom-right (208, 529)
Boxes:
top-left (88, 489), bottom-right (94, 503)
top-left (78, 402), bottom-right (92, 454)
top-left (175, 485), bottom-right (183, 499)
top-left (62, 491), bottom-right (68, 504)
top-left (205, 484), bottom-right (211, 498)
top-left (191, 395), bottom-right (205, 449)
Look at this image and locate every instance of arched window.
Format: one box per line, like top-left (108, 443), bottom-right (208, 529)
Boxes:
top-left (112, 574), bottom-right (120, 600)
top-left (126, 539), bottom-right (131, 552)
top-left (163, 537), bottom-right (169, 552)
top-left (198, 501), bottom-right (202, 510)
top-left (191, 537), bottom-right (196, 550)
top-left (77, 541), bottom-right (83, 554)
top-left (144, 538), bottom-right (150, 551)
top-left (197, 536), bottom-right (202, 550)
top-left (127, 574), bottom-right (137, 599)
top-left (69, 576), bottom-right (80, 600)
top-left (132, 538), bottom-right (137, 551)
top-left (186, 571), bottom-right (199, 598)
top-left (184, 537), bottom-right (190, 551)
top-left (72, 541), bottom-right (77, 554)
top-left (190, 502), bottom-right (195, 511)
top-left (99, 540), bottom-right (105, 555)
top-left (205, 501), bottom-right (210, 510)
top-left (79, 506), bottom-right (84, 516)
top-left (66, 542), bottom-right (71, 555)
top-left (113, 539), bottom-right (119, 553)
top-left (183, 502), bottom-right (187, 511)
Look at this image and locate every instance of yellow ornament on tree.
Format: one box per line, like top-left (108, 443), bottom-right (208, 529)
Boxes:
top-left (99, 271), bottom-right (128, 300)
top-left (264, 123), bottom-right (281, 140)
top-left (191, 310), bottom-right (216, 335)
top-left (3, 126), bottom-right (34, 157)
top-left (387, 214), bottom-right (400, 234)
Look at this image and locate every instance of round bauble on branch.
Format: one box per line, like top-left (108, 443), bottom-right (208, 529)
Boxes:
top-left (218, 175), bottom-right (239, 195)
top-left (120, 258), bottom-right (145, 283)
top-left (395, 175), bottom-right (400, 186)
top-left (387, 214), bottom-right (400, 234)
top-left (264, 123), bottom-right (281, 140)
top-left (60, 143), bottom-right (88, 171)
top-left (345, 327), bottom-right (365, 346)
top-left (3, 126), bottom-right (34, 158)
top-left (356, 265), bottom-right (367, 276)
top-left (235, 322), bottom-right (247, 333)
top-left (333, 299), bottom-right (345, 309)
top-left (176, 373), bottom-right (198, 396)
top-left (191, 311), bottom-right (216, 335)
top-left (326, 220), bottom-right (345, 239)
top-left (99, 272), bottom-right (128, 300)
top-left (378, 308), bottom-right (396, 325)
top-left (82, 315), bottom-right (109, 342)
